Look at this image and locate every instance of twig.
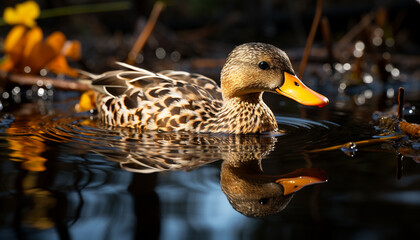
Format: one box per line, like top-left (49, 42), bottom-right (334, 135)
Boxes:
top-left (126, 2), bottom-right (165, 64)
top-left (0, 70), bottom-right (90, 92)
top-left (399, 121), bottom-right (420, 138)
top-left (320, 17), bottom-right (334, 69)
top-left (335, 13), bottom-right (373, 51)
top-left (298, 0), bottom-right (323, 78)
top-left (397, 87), bottom-right (420, 137)
top-left (308, 135), bottom-right (405, 153)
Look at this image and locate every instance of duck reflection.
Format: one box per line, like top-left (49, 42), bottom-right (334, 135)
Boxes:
top-left (221, 159), bottom-right (326, 217)
top-left (99, 131), bottom-right (328, 217)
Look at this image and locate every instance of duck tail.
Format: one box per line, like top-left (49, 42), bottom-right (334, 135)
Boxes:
top-left (76, 69), bottom-right (99, 86)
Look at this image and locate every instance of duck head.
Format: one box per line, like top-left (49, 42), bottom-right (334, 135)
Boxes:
top-left (221, 42), bottom-right (328, 107)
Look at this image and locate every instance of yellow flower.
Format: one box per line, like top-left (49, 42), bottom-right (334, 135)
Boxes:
top-left (3, 1), bottom-right (40, 27)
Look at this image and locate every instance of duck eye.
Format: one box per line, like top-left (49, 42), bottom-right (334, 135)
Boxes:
top-left (258, 61), bottom-right (270, 70)
top-left (258, 198), bottom-right (269, 205)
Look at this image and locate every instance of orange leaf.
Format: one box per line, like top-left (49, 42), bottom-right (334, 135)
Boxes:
top-left (46, 55), bottom-right (78, 77)
top-left (4, 25), bottom-right (26, 52)
top-left (62, 40), bottom-right (82, 61)
top-left (75, 90), bottom-right (96, 112)
top-left (21, 31), bottom-right (66, 74)
top-left (0, 56), bottom-right (15, 72)
top-left (23, 41), bottom-right (57, 74)
top-left (23, 26), bottom-right (43, 60)
top-left (4, 25), bottom-right (27, 63)
top-left (45, 31), bottom-right (66, 54)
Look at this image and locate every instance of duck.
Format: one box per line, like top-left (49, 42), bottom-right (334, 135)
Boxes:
top-left (87, 42), bottom-right (329, 134)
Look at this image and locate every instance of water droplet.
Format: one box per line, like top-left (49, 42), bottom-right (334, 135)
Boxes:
top-left (155, 47), bottom-right (166, 60)
top-left (364, 89), bottom-right (373, 99)
top-left (170, 51), bottom-right (181, 62)
top-left (26, 89), bottom-right (33, 98)
top-left (2, 92), bottom-right (10, 99)
top-left (343, 63), bottom-right (351, 71)
top-left (37, 80), bottom-right (44, 87)
top-left (353, 49), bottom-right (363, 58)
top-left (363, 74), bottom-right (373, 84)
top-left (373, 28), bottom-right (384, 37)
top-left (355, 94), bottom-right (366, 105)
top-left (355, 41), bottom-right (365, 51)
top-left (40, 69), bottom-right (48, 76)
top-left (372, 36), bottom-right (383, 46)
top-left (334, 63), bottom-right (344, 73)
top-left (11, 86), bottom-right (21, 95)
top-left (24, 66), bottom-right (31, 73)
top-left (386, 88), bottom-right (395, 98)
top-left (338, 82), bottom-right (347, 93)
top-left (45, 81), bottom-right (52, 89)
top-left (385, 38), bottom-right (395, 47)
top-left (341, 142), bottom-right (358, 157)
top-left (322, 64), bottom-right (332, 74)
top-left (37, 88), bottom-right (45, 97)
top-left (382, 52), bottom-right (391, 60)
top-left (391, 68), bottom-right (400, 78)
top-left (135, 54), bottom-right (144, 64)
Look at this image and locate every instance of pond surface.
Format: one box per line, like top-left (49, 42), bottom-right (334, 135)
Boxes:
top-left (0, 81), bottom-right (419, 240)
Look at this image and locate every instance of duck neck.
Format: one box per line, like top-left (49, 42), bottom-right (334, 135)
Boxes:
top-left (212, 92), bottom-right (278, 134)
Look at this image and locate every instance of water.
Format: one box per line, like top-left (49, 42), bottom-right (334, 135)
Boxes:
top-left (0, 92), bottom-right (419, 240)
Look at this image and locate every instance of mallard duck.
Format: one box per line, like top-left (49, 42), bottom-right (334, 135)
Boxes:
top-left (88, 42), bottom-right (328, 134)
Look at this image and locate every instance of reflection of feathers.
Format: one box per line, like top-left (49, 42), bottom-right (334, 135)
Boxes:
top-left (94, 129), bottom-right (277, 174)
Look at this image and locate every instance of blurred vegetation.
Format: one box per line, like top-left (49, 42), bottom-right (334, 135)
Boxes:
top-left (0, 0), bottom-right (419, 111)
top-left (0, 0), bottom-right (419, 72)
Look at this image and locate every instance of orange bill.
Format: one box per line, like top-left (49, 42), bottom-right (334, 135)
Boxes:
top-left (276, 176), bottom-right (326, 195)
top-left (275, 168), bottom-right (328, 195)
top-left (275, 72), bottom-right (329, 107)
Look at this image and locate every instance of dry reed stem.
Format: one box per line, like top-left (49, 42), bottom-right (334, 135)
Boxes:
top-left (126, 2), bottom-right (165, 64)
top-left (397, 87), bottom-right (404, 120)
top-left (298, 0), bottom-right (323, 78)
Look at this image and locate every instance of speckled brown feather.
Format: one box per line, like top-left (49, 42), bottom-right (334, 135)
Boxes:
top-left (91, 63), bottom-right (224, 132)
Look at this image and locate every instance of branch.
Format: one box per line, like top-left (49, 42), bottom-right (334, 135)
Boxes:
top-left (0, 70), bottom-right (90, 92)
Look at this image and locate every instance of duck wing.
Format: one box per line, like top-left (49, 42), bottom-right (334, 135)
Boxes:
top-left (89, 63), bottom-right (223, 131)
top-left (90, 62), bottom-right (223, 102)
top-left (158, 70), bottom-right (222, 101)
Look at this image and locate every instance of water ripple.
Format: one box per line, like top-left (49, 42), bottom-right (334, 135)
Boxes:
top-left (1, 110), bottom-right (351, 173)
